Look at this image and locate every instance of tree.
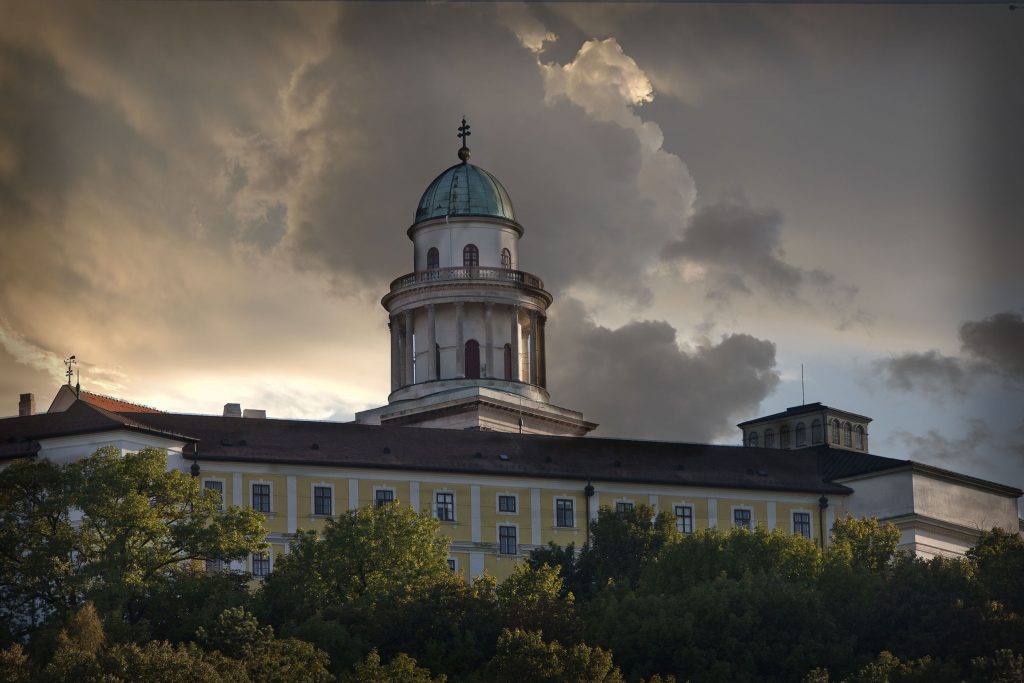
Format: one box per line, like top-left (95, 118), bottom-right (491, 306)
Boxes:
top-left (496, 563), bottom-right (578, 644)
top-left (582, 504), bottom-right (677, 594)
top-left (967, 528), bottom-right (1024, 615)
top-left (827, 515), bottom-right (901, 573)
top-left (483, 629), bottom-right (623, 683)
top-left (0, 447), bottom-right (266, 642)
top-left (343, 649), bottom-right (447, 683)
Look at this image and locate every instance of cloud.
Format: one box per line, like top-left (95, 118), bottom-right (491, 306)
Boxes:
top-left (0, 318), bottom-right (66, 382)
top-left (546, 298), bottom-right (779, 441)
top-left (871, 310), bottom-right (1024, 399)
top-left (661, 194), bottom-right (862, 323)
top-left (960, 310), bottom-right (1024, 382)
top-left (497, 4), bottom-right (557, 54)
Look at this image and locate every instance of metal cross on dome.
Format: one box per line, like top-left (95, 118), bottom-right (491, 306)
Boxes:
top-left (457, 117), bottom-right (472, 161)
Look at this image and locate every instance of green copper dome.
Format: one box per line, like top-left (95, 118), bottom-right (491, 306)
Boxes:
top-left (415, 161), bottom-right (516, 224)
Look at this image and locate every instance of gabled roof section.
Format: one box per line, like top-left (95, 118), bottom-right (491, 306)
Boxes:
top-left (0, 400), bottom-right (193, 460)
top-left (48, 385), bottom-right (164, 414)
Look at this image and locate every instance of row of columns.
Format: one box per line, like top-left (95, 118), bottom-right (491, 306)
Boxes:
top-left (389, 302), bottom-right (546, 390)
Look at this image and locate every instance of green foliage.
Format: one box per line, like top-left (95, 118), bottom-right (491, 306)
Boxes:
top-left (527, 542), bottom-right (585, 599)
top-left (0, 447), bottom-right (265, 641)
top-left (344, 648), bottom-right (447, 683)
top-left (827, 515), bottom-right (901, 572)
top-left (967, 528), bottom-right (1024, 615)
top-left (970, 649), bottom-right (1024, 682)
top-left (496, 563), bottom-right (578, 643)
top-left (584, 504), bottom-right (678, 592)
top-left (0, 643), bottom-right (31, 683)
top-left (842, 650), bottom-right (959, 683)
top-left (484, 629), bottom-right (623, 683)
top-left (643, 527), bottom-right (822, 592)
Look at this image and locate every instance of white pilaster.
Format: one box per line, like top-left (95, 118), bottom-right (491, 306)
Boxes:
top-left (410, 481), bottom-right (420, 512)
top-left (426, 304), bottom-right (436, 381)
top-left (232, 473), bottom-right (243, 507)
top-left (348, 479), bottom-right (359, 510)
top-left (649, 494), bottom-right (659, 514)
top-left (484, 302), bottom-right (494, 378)
top-left (510, 305), bottom-right (520, 381)
top-left (707, 498), bottom-right (718, 529)
top-left (470, 552), bottom-right (485, 579)
top-left (403, 310), bottom-right (414, 385)
top-left (767, 501), bottom-right (777, 530)
top-left (390, 316), bottom-right (400, 392)
top-left (528, 310), bottom-right (538, 385)
top-left (455, 302), bottom-right (465, 377)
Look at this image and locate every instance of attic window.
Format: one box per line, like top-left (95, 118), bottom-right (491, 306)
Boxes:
top-left (382, 447), bottom-right (391, 454)
top-left (498, 454), bottom-right (509, 461)
top-left (473, 452), bottom-right (482, 459)
top-left (311, 443), bottom-right (319, 450)
top-left (237, 439), bottom-right (248, 447)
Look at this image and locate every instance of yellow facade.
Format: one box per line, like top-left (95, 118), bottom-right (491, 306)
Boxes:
top-left (197, 460), bottom-right (836, 581)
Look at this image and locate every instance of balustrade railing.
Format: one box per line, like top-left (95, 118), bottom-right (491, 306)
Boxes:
top-left (389, 266), bottom-right (545, 292)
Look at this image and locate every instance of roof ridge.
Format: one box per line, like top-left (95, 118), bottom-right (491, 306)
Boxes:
top-left (80, 389), bottom-right (164, 413)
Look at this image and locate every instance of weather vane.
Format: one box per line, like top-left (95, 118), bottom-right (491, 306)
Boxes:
top-left (457, 117), bottom-right (471, 162)
top-left (64, 355), bottom-right (76, 386)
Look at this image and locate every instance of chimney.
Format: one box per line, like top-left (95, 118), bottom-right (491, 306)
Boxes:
top-left (19, 393), bottom-right (35, 417)
top-left (223, 403), bottom-right (242, 418)
top-left (242, 409), bottom-right (266, 419)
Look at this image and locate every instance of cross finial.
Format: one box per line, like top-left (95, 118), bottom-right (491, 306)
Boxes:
top-left (457, 117), bottom-right (471, 162)
top-left (64, 355), bottom-right (76, 386)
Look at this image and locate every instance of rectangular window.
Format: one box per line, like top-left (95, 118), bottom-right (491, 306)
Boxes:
top-left (555, 498), bottom-right (574, 528)
top-left (314, 486), bottom-right (332, 516)
top-left (251, 484), bottom-right (271, 513)
top-left (251, 552), bottom-right (270, 577)
top-left (734, 508), bottom-right (752, 530)
top-left (436, 492), bottom-right (455, 521)
top-left (675, 505), bottom-right (694, 534)
top-left (615, 501), bottom-right (634, 514)
top-left (447, 558), bottom-right (457, 571)
top-left (793, 512), bottom-right (812, 538)
top-left (498, 495), bottom-right (517, 513)
top-left (498, 526), bottom-right (517, 555)
top-left (205, 559), bottom-right (224, 573)
top-left (375, 489), bottom-right (394, 508)
top-left (203, 480), bottom-right (224, 510)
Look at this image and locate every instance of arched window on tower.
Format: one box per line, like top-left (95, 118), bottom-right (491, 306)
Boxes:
top-left (831, 419), bottom-right (841, 444)
top-left (503, 343), bottom-right (512, 380)
top-left (465, 339), bottom-right (480, 379)
top-left (463, 244), bottom-right (479, 268)
top-left (764, 429), bottom-right (775, 448)
top-left (748, 431), bottom-right (759, 447)
top-left (427, 247), bottom-right (439, 270)
top-left (811, 419), bottom-right (822, 444)
top-left (843, 422), bottom-right (852, 447)
top-left (795, 422), bottom-right (806, 446)
top-left (855, 425), bottom-right (865, 450)
top-left (780, 425), bottom-right (790, 448)
top-left (501, 248), bottom-right (512, 269)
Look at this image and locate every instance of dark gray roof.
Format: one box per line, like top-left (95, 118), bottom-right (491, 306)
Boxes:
top-left (737, 402), bottom-right (872, 427)
top-left (3, 401), bottom-right (1017, 498)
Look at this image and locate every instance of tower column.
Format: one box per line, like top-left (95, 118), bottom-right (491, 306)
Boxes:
top-left (426, 304), bottom-right (437, 381)
top-left (455, 302), bottom-right (465, 378)
top-left (538, 315), bottom-right (547, 388)
top-left (484, 302), bottom-right (494, 378)
top-left (389, 316), bottom-right (400, 391)
top-left (403, 309), bottom-right (414, 385)
top-left (510, 305), bottom-right (521, 381)
top-left (528, 310), bottom-right (538, 385)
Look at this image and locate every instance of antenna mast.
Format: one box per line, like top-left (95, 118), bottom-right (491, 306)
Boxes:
top-left (64, 355), bottom-right (77, 386)
top-left (801, 364), bottom-right (805, 405)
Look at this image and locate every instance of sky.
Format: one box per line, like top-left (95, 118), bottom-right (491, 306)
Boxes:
top-left (0, 3), bottom-right (1021, 502)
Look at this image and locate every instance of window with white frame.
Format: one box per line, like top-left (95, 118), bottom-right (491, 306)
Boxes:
top-left (615, 501), bottom-right (634, 514)
top-left (855, 425), bottom-right (865, 450)
top-left (733, 508), bottom-right (752, 530)
top-left (313, 485), bottom-right (332, 516)
top-left (843, 422), bottom-right (852, 447)
top-left (251, 551), bottom-right (271, 577)
top-left (251, 483), bottom-right (271, 513)
top-left (447, 558), bottom-right (458, 571)
top-left (498, 525), bottom-right (517, 555)
top-left (205, 559), bottom-right (224, 573)
top-left (555, 498), bottom-right (574, 528)
top-left (780, 425), bottom-right (790, 448)
top-left (674, 504), bottom-right (694, 534)
top-left (436, 492), bottom-right (455, 522)
top-left (793, 511), bottom-right (812, 538)
top-left (748, 431), bottom-right (759, 447)
top-left (374, 488), bottom-right (395, 508)
top-left (811, 419), bottom-right (823, 444)
top-left (795, 422), bottom-right (806, 446)
top-left (203, 479), bottom-right (224, 510)
top-left (831, 419), bottom-right (841, 444)
top-left (498, 494), bottom-right (517, 513)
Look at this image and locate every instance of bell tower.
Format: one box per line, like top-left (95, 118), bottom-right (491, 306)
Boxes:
top-left (356, 120), bottom-right (596, 436)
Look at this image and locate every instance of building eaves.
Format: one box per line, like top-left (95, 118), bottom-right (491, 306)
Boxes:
top-left (737, 402), bottom-right (872, 428)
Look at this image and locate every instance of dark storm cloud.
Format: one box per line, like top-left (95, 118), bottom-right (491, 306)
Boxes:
top-left (960, 311), bottom-right (1024, 382)
top-left (661, 195), bottom-right (863, 322)
top-left (546, 299), bottom-right (779, 442)
top-left (872, 311), bottom-right (1024, 398)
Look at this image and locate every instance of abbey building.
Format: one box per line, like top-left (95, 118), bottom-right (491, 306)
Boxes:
top-left (1, 124), bottom-right (1019, 579)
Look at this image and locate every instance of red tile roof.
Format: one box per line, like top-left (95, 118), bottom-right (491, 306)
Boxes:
top-left (80, 390), bottom-right (164, 414)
